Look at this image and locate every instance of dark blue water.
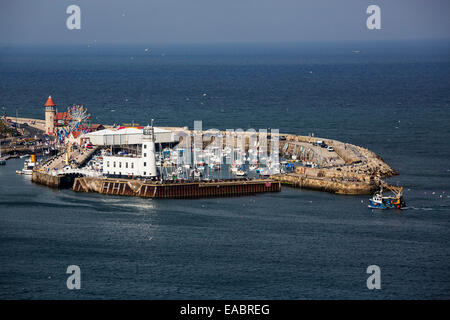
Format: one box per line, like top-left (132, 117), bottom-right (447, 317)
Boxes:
top-left (1, 42), bottom-right (449, 299)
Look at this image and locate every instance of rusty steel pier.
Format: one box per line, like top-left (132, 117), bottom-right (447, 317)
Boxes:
top-left (73, 177), bottom-right (280, 199)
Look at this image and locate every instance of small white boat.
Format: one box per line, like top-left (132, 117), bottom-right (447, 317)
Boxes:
top-left (17, 155), bottom-right (37, 175)
top-left (193, 169), bottom-right (202, 178)
top-left (236, 170), bottom-right (247, 176)
top-left (268, 167), bottom-right (280, 175)
top-left (20, 162), bottom-right (35, 175)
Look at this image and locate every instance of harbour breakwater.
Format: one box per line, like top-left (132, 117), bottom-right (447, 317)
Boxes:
top-left (272, 134), bottom-right (397, 194)
top-left (270, 159), bottom-right (395, 195)
top-left (271, 173), bottom-right (377, 195)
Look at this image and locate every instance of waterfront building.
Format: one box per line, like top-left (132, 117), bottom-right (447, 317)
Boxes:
top-left (98, 123), bottom-right (165, 178)
top-left (84, 126), bottom-right (174, 146)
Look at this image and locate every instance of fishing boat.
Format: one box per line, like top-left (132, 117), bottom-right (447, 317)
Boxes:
top-left (368, 186), bottom-right (407, 210)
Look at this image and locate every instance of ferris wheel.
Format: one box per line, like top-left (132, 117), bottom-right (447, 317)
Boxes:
top-left (68, 104), bottom-right (90, 134)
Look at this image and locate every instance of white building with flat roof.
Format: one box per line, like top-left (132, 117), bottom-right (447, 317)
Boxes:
top-left (84, 127), bottom-right (174, 146)
top-left (101, 125), bottom-right (159, 178)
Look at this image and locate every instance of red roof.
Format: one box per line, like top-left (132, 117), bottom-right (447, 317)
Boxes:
top-left (54, 112), bottom-right (71, 121)
top-left (44, 96), bottom-right (56, 107)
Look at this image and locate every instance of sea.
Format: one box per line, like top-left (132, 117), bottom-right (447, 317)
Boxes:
top-left (0, 41), bottom-right (449, 299)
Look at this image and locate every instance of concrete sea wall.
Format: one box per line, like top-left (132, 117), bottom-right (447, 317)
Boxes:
top-left (31, 171), bottom-right (75, 189)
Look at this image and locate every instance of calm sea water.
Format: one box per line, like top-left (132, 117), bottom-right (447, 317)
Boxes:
top-left (0, 42), bottom-right (449, 299)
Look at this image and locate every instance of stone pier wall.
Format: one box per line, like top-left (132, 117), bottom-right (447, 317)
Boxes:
top-left (272, 173), bottom-right (378, 195)
top-left (31, 171), bottom-right (75, 189)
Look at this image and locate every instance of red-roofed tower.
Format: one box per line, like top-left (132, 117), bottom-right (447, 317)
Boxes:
top-left (44, 95), bottom-right (56, 135)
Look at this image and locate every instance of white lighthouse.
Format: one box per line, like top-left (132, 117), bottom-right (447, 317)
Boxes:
top-left (142, 120), bottom-right (158, 177)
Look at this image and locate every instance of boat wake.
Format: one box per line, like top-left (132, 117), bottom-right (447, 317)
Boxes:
top-left (408, 206), bottom-right (434, 211)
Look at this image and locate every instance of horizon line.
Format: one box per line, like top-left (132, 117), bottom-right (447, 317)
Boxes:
top-left (1, 38), bottom-right (450, 47)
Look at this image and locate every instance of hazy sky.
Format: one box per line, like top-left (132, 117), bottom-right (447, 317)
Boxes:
top-left (0, 0), bottom-right (449, 44)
